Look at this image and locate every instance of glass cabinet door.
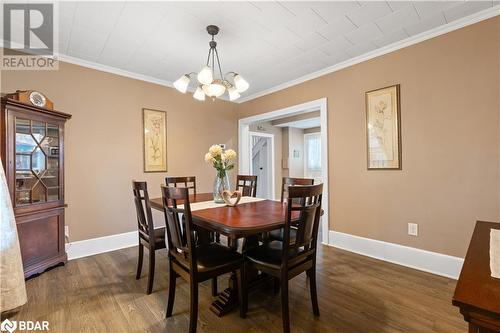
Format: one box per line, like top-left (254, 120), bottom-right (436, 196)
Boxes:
top-left (15, 118), bottom-right (60, 206)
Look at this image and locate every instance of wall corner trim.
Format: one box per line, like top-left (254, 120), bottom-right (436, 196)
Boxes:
top-left (66, 230), bottom-right (138, 260)
top-left (328, 230), bottom-right (464, 280)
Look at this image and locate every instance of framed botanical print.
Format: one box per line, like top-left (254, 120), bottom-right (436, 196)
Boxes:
top-left (143, 108), bottom-right (167, 172)
top-left (365, 84), bottom-right (401, 170)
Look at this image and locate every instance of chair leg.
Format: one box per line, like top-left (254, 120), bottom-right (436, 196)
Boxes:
top-left (189, 280), bottom-right (199, 333)
top-left (237, 263), bottom-right (247, 318)
top-left (308, 268), bottom-right (320, 316)
top-left (146, 249), bottom-right (155, 295)
top-left (211, 277), bottom-right (218, 297)
top-left (280, 278), bottom-right (290, 333)
top-left (166, 263), bottom-right (177, 318)
top-left (136, 243), bottom-right (144, 279)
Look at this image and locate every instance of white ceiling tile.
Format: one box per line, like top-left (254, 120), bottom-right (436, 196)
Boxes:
top-left (286, 12), bottom-right (328, 37)
top-left (386, 1), bottom-right (412, 12)
top-left (345, 41), bottom-right (377, 57)
top-left (372, 29), bottom-right (408, 47)
top-left (310, 2), bottom-right (361, 23)
top-left (316, 16), bottom-right (357, 40)
top-left (294, 32), bottom-right (328, 51)
top-left (59, 2), bottom-right (78, 18)
top-left (319, 36), bottom-right (353, 56)
top-left (443, 1), bottom-right (493, 22)
top-left (346, 2), bottom-right (392, 27)
top-left (405, 12), bottom-right (447, 36)
top-left (412, 1), bottom-right (463, 19)
top-left (67, 33), bottom-right (105, 62)
top-left (72, 2), bottom-right (125, 34)
top-left (344, 23), bottom-right (383, 44)
top-left (376, 4), bottom-right (420, 33)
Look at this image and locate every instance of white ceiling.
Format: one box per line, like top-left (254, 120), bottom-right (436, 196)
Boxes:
top-left (274, 117), bottom-right (322, 129)
top-left (10, 1), bottom-right (500, 101)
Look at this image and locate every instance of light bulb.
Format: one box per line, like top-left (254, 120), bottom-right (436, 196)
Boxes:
top-left (202, 80), bottom-right (226, 97)
top-left (193, 86), bottom-right (205, 101)
top-left (228, 86), bottom-right (240, 101)
top-left (173, 74), bottom-right (190, 93)
top-left (233, 74), bottom-right (249, 93)
top-left (197, 66), bottom-right (213, 85)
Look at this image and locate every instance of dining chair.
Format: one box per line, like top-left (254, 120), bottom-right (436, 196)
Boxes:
top-left (268, 177), bottom-right (315, 243)
top-left (165, 176), bottom-right (197, 194)
top-left (242, 183), bottom-right (323, 333)
top-left (236, 175), bottom-right (257, 197)
top-left (165, 176), bottom-right (218, 296)
top-left (161, 186), bottom-right (246, 333)
top-left (132, 181), bottom-right (166, 294)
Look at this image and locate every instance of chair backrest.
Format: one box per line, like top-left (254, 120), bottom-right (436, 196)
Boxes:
top-left (165, 176), bottom-right (197, 195)
top-left (281, 177), bottom-right (314, 202)
top-left (161, 186), bottom-right (197, 268)
top-left (236, 175), bottom-right (257, 197)
top-left (282, 183), bottom-right (323, 265)
top-left (132, 181), bottom-right (155, 240)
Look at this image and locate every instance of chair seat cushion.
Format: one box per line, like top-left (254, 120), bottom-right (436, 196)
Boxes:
top-left (269, 227), bottom-right (297, 242)
top-left (173, 243), bottom-right (243, 273)
top-left (245, 241), bottom-right (304, 269)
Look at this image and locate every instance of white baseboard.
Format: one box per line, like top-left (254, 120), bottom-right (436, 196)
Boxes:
top-left (66, 230), bottom-right (138, 260)
top-left (328, 231), bottom-right (464, 279)
top-left (65, 229), bottom-right (464, 279)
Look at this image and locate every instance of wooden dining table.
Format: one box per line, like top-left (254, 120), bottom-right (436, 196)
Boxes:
top-left (150, 192), bottom-right (293, 316)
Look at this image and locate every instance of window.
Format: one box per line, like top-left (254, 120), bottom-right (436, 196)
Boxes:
top-left (305, 133), bottom-right (321, 171)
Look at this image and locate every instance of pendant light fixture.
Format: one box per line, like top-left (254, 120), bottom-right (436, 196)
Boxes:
top-left (173, 25), bottom-right (249, 101)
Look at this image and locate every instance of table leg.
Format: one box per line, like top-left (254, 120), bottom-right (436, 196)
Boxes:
top-left (210, 236), bottom-right (239, 317)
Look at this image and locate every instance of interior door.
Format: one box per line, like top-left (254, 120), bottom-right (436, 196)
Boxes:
top-left (251, 135), bottom-right (271, 198)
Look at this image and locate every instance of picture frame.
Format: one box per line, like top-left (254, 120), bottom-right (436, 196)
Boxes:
top-left (365, 84), bottom-right (401, 170)
top-left (142, 108), bottom-right (167, 172)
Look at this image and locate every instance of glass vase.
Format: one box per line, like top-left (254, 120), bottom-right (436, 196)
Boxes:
top-left (213, 171), bottom-right (230, 203)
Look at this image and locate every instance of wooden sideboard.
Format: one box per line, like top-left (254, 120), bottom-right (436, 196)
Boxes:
top-left (1, 94), bottom-right (71, 278)
top-left (453, 221), bottom-right (500, 332)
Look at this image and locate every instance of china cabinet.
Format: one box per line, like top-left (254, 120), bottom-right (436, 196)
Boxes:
top-left (1, 91), bottom-right (71, 278)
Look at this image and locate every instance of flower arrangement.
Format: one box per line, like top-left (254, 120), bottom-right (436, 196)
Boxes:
top-left (205, 145), bottom-right (237, 203)
top-left (204, 145), bottom-right (237, 178)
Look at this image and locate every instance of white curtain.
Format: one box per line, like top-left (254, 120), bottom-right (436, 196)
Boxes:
top-left (0, 164), bottom-right (27, 313)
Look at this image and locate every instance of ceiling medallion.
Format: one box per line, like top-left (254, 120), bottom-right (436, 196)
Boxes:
top-left (173, 25), bottom-right (249, 102)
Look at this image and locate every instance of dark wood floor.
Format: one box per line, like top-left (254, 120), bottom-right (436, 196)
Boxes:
top-left (7, 244), bottom-right (466, 332)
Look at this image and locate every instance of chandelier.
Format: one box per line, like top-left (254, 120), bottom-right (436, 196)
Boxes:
top-left (173, 25), bottom-right (249, 102)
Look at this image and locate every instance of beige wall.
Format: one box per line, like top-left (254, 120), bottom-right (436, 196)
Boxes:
top-left (238, 17), bottom-right (500, 257)
top-left (287, 127), bottom-right (305, 178)
top-left (1, 61), bottom-right (238, 241)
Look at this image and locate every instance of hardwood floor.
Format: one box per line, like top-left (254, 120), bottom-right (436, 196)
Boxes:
top-left (5, 244), bottom-right (466, 332)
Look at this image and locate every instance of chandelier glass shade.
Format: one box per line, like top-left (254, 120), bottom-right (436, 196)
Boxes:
top-left (173, 25), bottom-right (249, 101)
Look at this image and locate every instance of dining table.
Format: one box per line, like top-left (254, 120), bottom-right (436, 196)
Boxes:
top-left (150, 192), bottom-right (294, 317)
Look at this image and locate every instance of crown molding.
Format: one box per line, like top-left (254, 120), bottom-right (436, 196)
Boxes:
top-left (237, 6), bottom-right (499, 103)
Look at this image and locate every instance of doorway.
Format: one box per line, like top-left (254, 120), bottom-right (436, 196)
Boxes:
top-left (249, 132), bottom-right (274, 199)
top-left (238, 98), bottom-right (329, 245)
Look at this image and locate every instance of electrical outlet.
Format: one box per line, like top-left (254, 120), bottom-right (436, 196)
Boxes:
top-left (408, 223), bottom-right (418, 236)
top-left (64, 226), bottom-right (69, 238)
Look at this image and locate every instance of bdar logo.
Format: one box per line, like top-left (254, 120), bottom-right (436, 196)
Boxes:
top-left (0, 319), bottom-right (17, 333)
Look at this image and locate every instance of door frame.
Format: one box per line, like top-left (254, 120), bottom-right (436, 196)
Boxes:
top-left (248, 131), bottom-right (275, 200)
top-left (238, 98), bottom-right (329, 245)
